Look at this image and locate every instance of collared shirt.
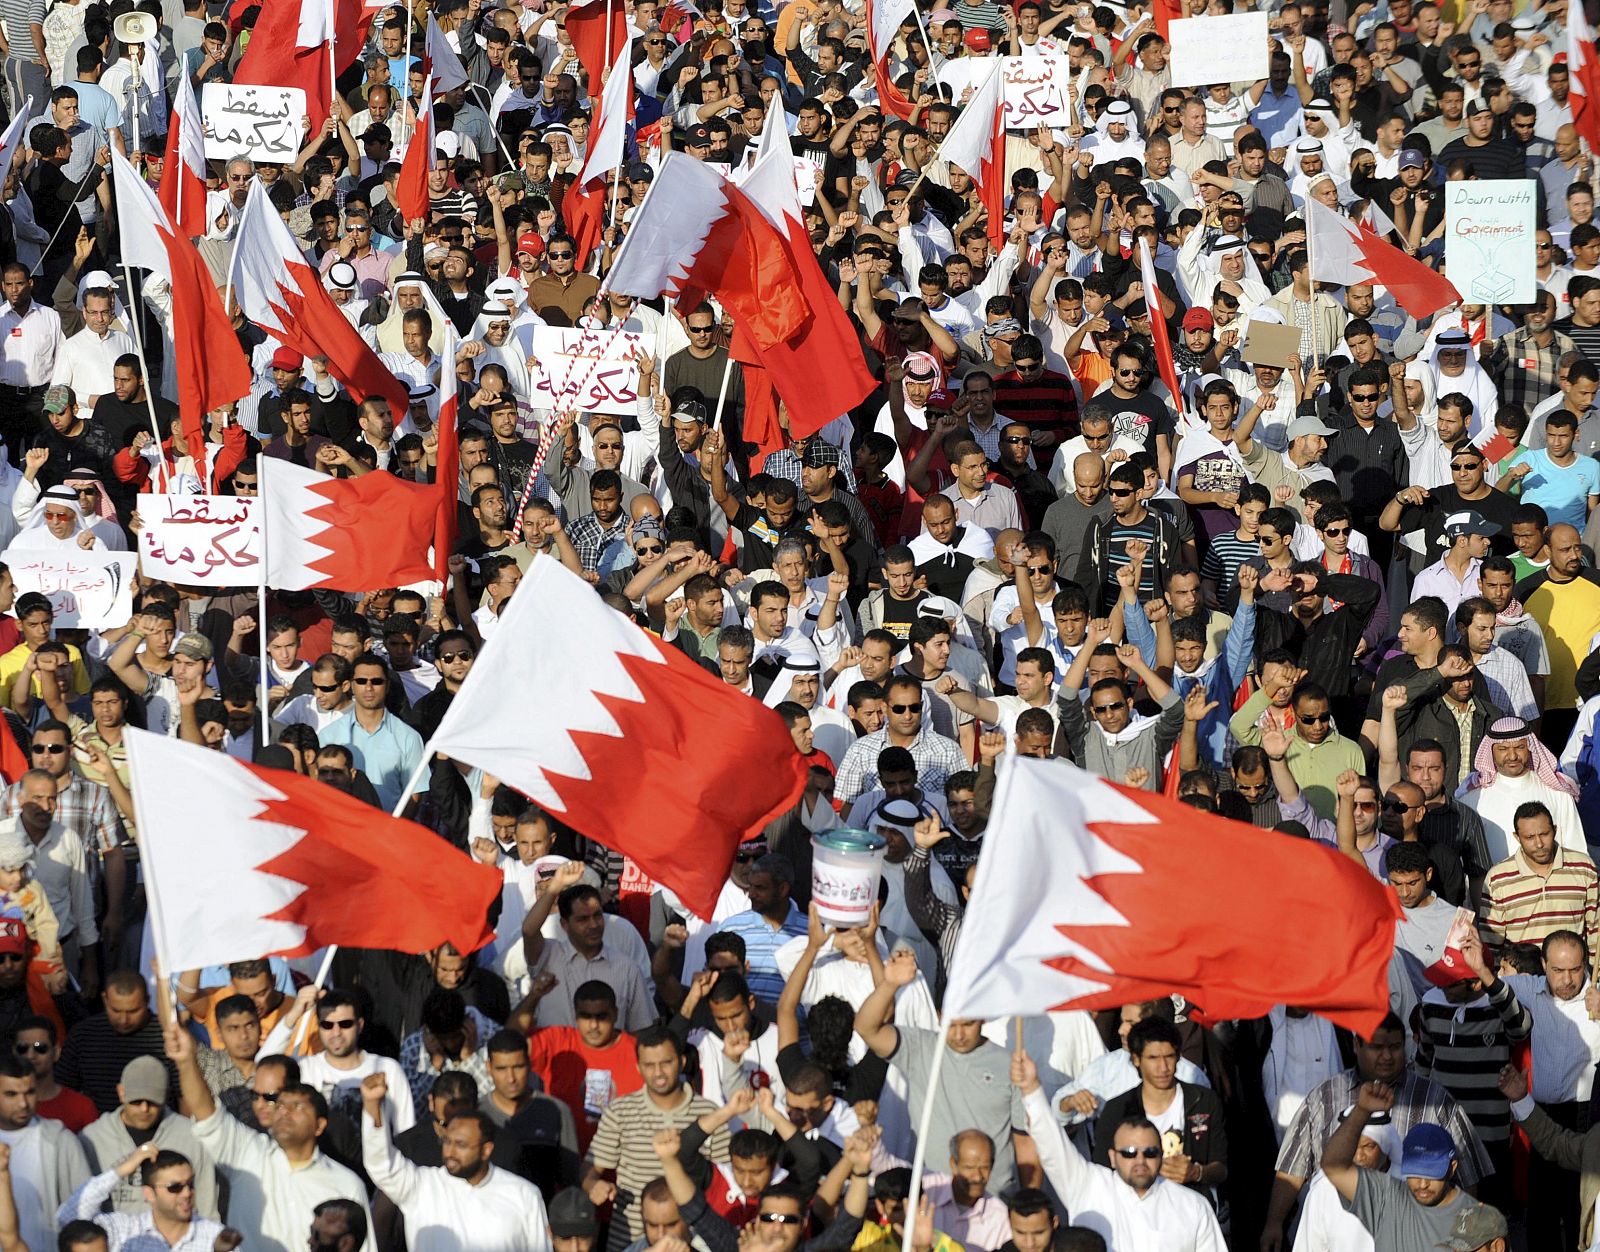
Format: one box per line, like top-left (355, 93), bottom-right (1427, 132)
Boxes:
top-left (57, 1168), bottom-right (225, 1251)
top-left (50, 324), bottom-right (133, 410)
top-left (319, 709), bottom-right (425, 809)
top-left (939, 480), bottom-right (1022, 537)
top-left (1504, 974), bottom-right (1600, 1103)
top-left (317, 244), bottom-right (398, 299)
top-left (525, 935), bottom-right (655, 1032)
top-left (397, 1012), bottom-right (497, 1119)
top-left (21, 819), bottom-right (95, 944)
top-left (922, 1177), bottom-right (1012, 1252)
top-left (0, 773), bottom-right (121, 858)
top-left (566, 512), bottom-right (629, 573)
top-left (0, 300), bottom-right (63, 387)
top-left (833, 724), bottom-right (967, 807)
top-left (1489, 325), bottom-right (1575, 415)
top-left (1473, 643), bottom-right (1538, 722)
top-left (715, 903), bottom-right (808, 1004)
top-left (1410, 556), bottom-right (1482, 617)
top-left (1478, 844), bottom-right (1600, 958)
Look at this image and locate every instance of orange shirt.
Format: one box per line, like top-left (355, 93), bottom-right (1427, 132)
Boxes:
top-left (527, 1026), bottom-right (642, 1152)
top-left (189, 985), bottom-right (297, 1049)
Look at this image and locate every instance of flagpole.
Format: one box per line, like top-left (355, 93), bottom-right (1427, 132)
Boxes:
top-left (256, 582), bottom-right (271, 750)
top-left (402, 7), bottom-right (418, 153)
top-left (710, 344), bottom-right (735, 430)
top-left (1305, 214), bottom-right (1320, 372)
top-left (128, 730), bottom-right (181, 1024)
top-left (119, 258), bottom-right (172, 494)
top-left (285, 740), bottom-right (440, 1052)
top-left (898, 1016), bottom-right (951, 1252)
top-left (327, 0), bottom-right (338, 122)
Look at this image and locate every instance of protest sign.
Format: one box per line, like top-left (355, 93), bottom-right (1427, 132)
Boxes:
top-left (202, 84), bottom-right (307, 163)
top-left (137, 495), bottom-right (262, 587)
top-left (530, 326), bottom-right (644, 416)
top-left (1, 549), bottom-right (137, 628)
top-left (794, 156), bottom-right (820, 206)
top-left (935, 56), bottom-right (1073, 129)
top-left (1445, 179), bottom-right (1538, 305)
top-left (1167, 12), bottom-right (1270, 88)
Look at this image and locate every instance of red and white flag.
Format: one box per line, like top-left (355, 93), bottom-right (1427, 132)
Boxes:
top-left (1306, 197), bottom-right (1461, 321)
top-left (432, 328), bottom-right (460, 581)
top-left (424, 13), bottom-right (468, 94)
top-left (865, 0), bottom-right (916, 120)
top-left (0, 99), bottom-right (35, 188)
top-left (562, 36), bottom-right (632, 268)
top-left (111, 150), bottom-right (250, 455)
top-left (394, 76), bottom-right (434, 223)
top-left (127, 730), bottom-right (500, 971)
top-left (943, 758), bottom-right (1402, 1034)
top-left (732, 102), bottom-right (876, 439)
top-left (1137, 237), bottom-right (1183, 414)
top-left (565, 0), bottom-right (628, 101)
top-left (1472, 424), bottom-right (1516, 464)
top-left (233, 0), bottom-right (371, 132)
top-left (430, 558), bottom-right (809, 919)
top-left (936, 59), bottom-right (1006, 250)
top-left (231, 182), bottom-right (410, 417)
top-left (159, 70), bottom-right (207, 233)
top-left (259, 456), bottom-right (442, 590)
top-left (605, 152), bottom-right (807, 350)
top-left (1570, 0), bottom-right (1600, 153)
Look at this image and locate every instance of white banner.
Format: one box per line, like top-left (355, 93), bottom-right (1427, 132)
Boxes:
top-left (935, 56), bottom-right (1073, 129)
top-left (137, 495), bottom-right (262, 587)
top-left (2, 549), bottom-right (138, 628)
top-left (202, 84), bottom-right (307, 163)
top-left (1445, 180), bottom-right (1538, 306)
top-left (530, 327), bottom-right (643, 416)
top-left (1167, 12), bottom-right (1271, 88)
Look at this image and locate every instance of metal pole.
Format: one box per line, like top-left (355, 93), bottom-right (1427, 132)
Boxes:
top-left (897, 1019), bottom-right (951, 1252)
top-left (257, 580), bottom-right (271, 747)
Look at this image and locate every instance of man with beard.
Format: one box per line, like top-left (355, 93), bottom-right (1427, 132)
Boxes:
top-left (361, 1071), bottom-right (550, 1248)
top-left (909, 496), bottom-right (995, 603)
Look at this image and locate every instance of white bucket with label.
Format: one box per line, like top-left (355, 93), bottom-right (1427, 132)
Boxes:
top-left (811, 828), bottom-right (887, 928)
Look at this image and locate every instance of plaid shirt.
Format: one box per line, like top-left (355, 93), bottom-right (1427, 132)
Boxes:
top-left (762, 447), bottom-right (858, 494)
top-left (1276, 1067), bottom-right (1492, 1185)
top-left (566, 513), bottom-right (629, 573)
top-left (833, 723), bottom-right (966, 807)
top-left (0, 774), bottom-right (122, 858)
top-left (1485, 326), bottom-right (1576, 415)
top-left (398, 1006), bottom-right (498, 1120)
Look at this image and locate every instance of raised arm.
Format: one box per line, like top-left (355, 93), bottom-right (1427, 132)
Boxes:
top-left (853, 948), bottom-right (917, 1059)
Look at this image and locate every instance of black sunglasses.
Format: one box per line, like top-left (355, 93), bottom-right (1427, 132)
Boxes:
top-left (318, 1017), bottom-right (357, 1030)
top-left (31, 743), bottom-right (66, 754)
top-left (1115, 1146), bottom-right (1163, 1159)
top-left (889, 702), bottom-right (923, 714)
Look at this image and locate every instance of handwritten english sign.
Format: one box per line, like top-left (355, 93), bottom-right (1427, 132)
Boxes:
top-left (1, 550), bottom-right (137, 628)
top-left (529, 327), bottom-right (643, 417)
top-left (1445, 179), bottom-right (1537, 306)
top-left (1166, 11), bottom-right (1270, 89)
top-left (137, 495), bottom-right (261, 588)
top-left (202, 84), bottom-right (306, 164)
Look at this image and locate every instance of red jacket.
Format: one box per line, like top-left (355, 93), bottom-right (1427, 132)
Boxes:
top-left (112, 424), bottom-right (248, 493)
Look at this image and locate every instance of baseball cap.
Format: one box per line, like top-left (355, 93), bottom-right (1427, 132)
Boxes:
top-left (801, 440), bottom-right (843, 468)
top-left (174, 633), bottom-right (214, 662)
top-left (1398, 148), bottom-right (1426, 170)
top-left (0, 913), bottom-right (25, 958)
top-left (1398, 1123), bottom-right (1458, 1179)
top-left (1182, 308), bottom-right (1214, 332)
top-left (683, 123), bottom-right (712, 147)
top-left (1441, 509), bottom-right (1501, 543)
top-left (270, 346), bottom-right (303, 372)
top-left (1443, 1202), bottom-right (1509, 1251)
top-left (548, 1188), bottom-right (599, 1238)
top-left (516, 232), bottom-right (545, 258)
top-left (1285, 415), bottom-right (1336, 440)
top-left (121, 1056), bottom-right (169, 1106)
top-left (964, 28), bottom-right (991, 50)
top-left (625, 161), bottom-right (654, 181)
top-left (1465, 99), bottom-right (1489, 116)
top-left (42, 385), bottom-right (71, 415)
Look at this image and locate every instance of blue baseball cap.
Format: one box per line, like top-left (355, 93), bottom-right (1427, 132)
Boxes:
top-left (1399, 1123), bottom-right (1458, 1179)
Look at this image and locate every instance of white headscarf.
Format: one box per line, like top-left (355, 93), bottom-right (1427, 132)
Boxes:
top-left (1426, 330), bottom-right (1499, 433)
top-left (13, 487), bottom-right (100, 551)
top-left (1087, 99), bottom-right (1146, 162)
top-left (375, 273), bottom-right (449, 355)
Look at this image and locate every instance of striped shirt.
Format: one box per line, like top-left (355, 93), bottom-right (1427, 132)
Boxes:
top-left (1276, 1068), bottom-right (1491, 1185)
top-left (1477, 844), bottom-right (1600, 959)
top-left (587, 1085), bottom-right (728, 1252)
top-left (1199, 531), bottom-right (1258, 600)
top-left (1415, 977), bottom-right (1533, 1145)
top-left (0, 0), bottom-right (43, 46)
top-left (714, 904), bottom-right (809, 1005)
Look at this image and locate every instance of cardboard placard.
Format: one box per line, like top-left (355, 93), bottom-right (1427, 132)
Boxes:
top-left (935, 55), bottom-right (1075, 130)
top-left (1445, 179), bottom-right (1538, 306)
top-left (1241, 320), bottom-right (1304, 369)
top-left (1167, 12), bottom-right (1271, 89)
top-left (1, 549), bottom-right (138, 628)
top-left (202, 84), bottom-right (306, 163)
top-left (137, 495), bottom-right (261, 587)
top-left (530, 326), bottom-right (643, 416)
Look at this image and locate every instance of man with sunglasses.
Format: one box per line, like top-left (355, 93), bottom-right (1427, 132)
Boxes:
top-left (319, 653), bottom-right (423, 812)
top-left (59, 1141), bottom-right (231, 1251)
top-left (833, 674), bottom-right (964, 809)
top-left (80, 1057), bottom-right (221, 1220)
top-left (296, 988), bottom-right (416, 1135)
top-left (527, 232), bottom-right (601, 325)
top-left (12, 1015), bottom-right (94, 1131)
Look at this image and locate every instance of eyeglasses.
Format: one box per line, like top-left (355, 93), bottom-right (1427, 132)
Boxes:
top-left (1002, 435), bottom-right (1031, 444)
top-left (1350, 391), bottom-right (1381, 401)
top-left (547, 250), bottom-right (575, 260)
top-left (1114, 367), bottom-right (1142, 377)
top-left (30, 743), bottom-right (66, 754)
top-left (1450, 460), bottom-right (1481, 471)
top-left (1115, 1146), bottom-right (1164, 1159)
top-left (160, 1180), bottom-right (197, 1194)
top-left (636, 544), bottom-right (665, 556)
top-left (437, 651), bottom-right (472, 662)
top-left (1091, 702), bottom-right (1125, 715)
top-left (759, 1214), bottom-right (803, 1226)
top-left (318, 1017), bottom-right (357, 1030)
top-left (1353, 800), bottom-right (1378, 812)
top-left (252, 1090), bottom-right (281, 1104)
top-left (351, 676), bottom-right (386, 686)
top-left (1014, 360), bottom-right (1043, 371)
top-left (1298, 712), bottom-right (1332, 725)
top-left (1538, 242), bottom-right (1554, 250)
top-left (1381, 796), bottom-right (1414, 812)
top-left (646, 37), bottom-right (666, 45)
top-left (13, 1041), bottom-right (49, 1055)
top-left (312, 683), bottom-right (341, 693)
top-left (1258, 534), bottom-right (1280, 544)
top-left (1083, 431), bottom-right (1110, 443)
top-left (688, 324), bottom-right (716, 334)
top-left (1027, 564), bottom-right (1053, 576)
top-left (1458, 57), bottom-right (1481, 67)
top-left (889, 702), bottom-right (924, 714)
top-left (595, 441), bottom-right (624, 450)
top-left (347, 224), bottom-right (371, 232)
top-left (1321, 525), bottom-right (1350, 537)
top-left (1108, 487), bottom-right (1134, 497)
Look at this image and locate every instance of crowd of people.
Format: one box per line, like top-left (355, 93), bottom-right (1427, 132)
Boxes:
top-left (0, 0), bottom-right (1595, 1246)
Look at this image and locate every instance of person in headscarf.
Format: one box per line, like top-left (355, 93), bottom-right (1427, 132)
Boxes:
top-left (1304, 171), bottom-right (1343, 210)
top-left (759, 649), bottom-right (854, 767)
top-left (324, 260), bottom-right (380, 344)
top-left (1084, 99), bottom-right (1146, 164)
top-left (466, 300), bottom-right (537, 401)
top-left (1426, 329), bottom-right (1500, 434)
top-left (1177, 230), bottom-right (1272, 316)
top-left (1292, 1108), bottom-right (1401, 1247)
top-left (59, 466), bottom-right (125, 550)
top-left (1299, 99), bottom-right (1353, 180)
top-left (10, 485), bottom-right (104, 551)
top-left (872, 352), bottom-right (942, 488)
top-left (1287, 137), bottom-right (1334, 208)
top-left (1459, 717), bottom-right (1585, 865)
top-left (373, 272), bottom-right (449, 355)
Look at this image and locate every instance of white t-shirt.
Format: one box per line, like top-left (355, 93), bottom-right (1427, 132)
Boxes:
top-left (297, 1051), bottom-right (417, 1135)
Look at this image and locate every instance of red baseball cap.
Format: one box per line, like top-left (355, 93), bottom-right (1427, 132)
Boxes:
top-left (0, 916), bottom-right (26, 958)
top-left (516, 231), bottom-right (545, 258)
top-left (270, 347), bottom-right (302, 372)
top-left (1182, 308), bottom-right (1215, 331)
top-left (964, 28), bottom-right (992, 51)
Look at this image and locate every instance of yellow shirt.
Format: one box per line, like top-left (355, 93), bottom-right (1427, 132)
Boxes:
top-left (1524, 571), bottom-right (1600, 708)
top-left (0, 643), bottom-right (91, 711)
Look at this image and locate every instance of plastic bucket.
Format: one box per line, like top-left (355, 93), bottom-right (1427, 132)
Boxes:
top-left (811, 828), bottom-right (888, 928)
